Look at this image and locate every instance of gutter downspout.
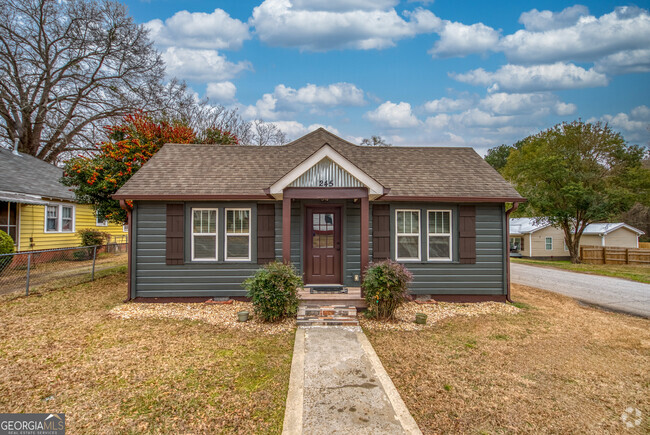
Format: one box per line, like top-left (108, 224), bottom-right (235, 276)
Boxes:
top-left (505, 202), bottom-right (520, 303)
top-left (119, 200), bottom-right (133, 302)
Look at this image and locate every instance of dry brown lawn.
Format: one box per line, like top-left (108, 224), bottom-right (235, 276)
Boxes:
top-left (365, 284), bottom-right (650, 434)
top-left (0, 271), bottom-right (294, 434)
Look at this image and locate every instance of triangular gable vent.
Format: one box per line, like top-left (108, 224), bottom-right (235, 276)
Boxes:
top-left (268, 144), bottom-right (386, 199)
top-left (288, 157), bottom-right (365, 189)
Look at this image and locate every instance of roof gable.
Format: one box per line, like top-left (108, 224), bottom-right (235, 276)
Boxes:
top-left (269, 144), bottom-right (386, 198)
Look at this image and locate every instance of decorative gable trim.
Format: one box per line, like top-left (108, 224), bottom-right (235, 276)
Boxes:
top-left (268, 144), bottom-right (386, 199)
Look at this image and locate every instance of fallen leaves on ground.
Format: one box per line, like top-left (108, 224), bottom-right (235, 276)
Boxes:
top-left (360, 301), bottom-right (520, 331)
top-left (110, 300), bottom-right (295, 334)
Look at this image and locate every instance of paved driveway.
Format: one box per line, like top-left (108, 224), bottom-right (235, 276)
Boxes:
top-left (511, 263), bottom-right (650, 318)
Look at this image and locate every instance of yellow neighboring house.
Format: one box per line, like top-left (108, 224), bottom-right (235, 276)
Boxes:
top-left (0, 147), bottom-right (126, 252)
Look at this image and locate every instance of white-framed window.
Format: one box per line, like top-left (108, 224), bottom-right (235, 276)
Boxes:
top-left (191, 208), bottom-right (218, 261)
top-left (225, 208), bottom-right (251, 261)
top-left (396, 209), bottom-right (420, 261)
top-left (122, 224), bottom-right (128, 232)
top-left (0, 201), bottom-right (18, 243)
top-left (545, 237), bottom-right (553, 250)
top-left (96, 214), bottom-right (108, 227)
top-left (44, 204), bottom-right (75, 233)
top-left (427, 210), bottom-right (452, 261)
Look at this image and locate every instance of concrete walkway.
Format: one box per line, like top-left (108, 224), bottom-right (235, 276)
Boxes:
top-left (511, 263), bottom-right (650, 318)
top-left (282, 326), bottom-right (422, 435)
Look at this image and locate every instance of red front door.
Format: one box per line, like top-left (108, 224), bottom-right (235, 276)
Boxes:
top-left (305, 207), bottom-right (342, 284)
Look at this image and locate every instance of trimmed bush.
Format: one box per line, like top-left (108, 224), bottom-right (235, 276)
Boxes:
top-left (78, 228), bottom-right (105, 247)
top-left (244, 262), bottom-right (303, 322)
top-left (362, 260), bottom-right (413, 319)
top-left (0, 230), bottom-right (15, 274)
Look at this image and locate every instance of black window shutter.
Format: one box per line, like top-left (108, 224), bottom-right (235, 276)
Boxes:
top-left (166, 204), bottom-right (184, 265)
top-left (372, 204), bottom-right (390, 261)
top-left (458, 205), bottom-right (476, 264)
top-left (257, 204), bottom-right (276, 264)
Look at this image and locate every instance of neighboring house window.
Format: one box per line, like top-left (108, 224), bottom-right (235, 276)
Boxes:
top-left (122, 224), bottom-right (128, 232)
top-left (0, 201), bottom-right (18, 243)
top-left (45, 204), bottom-right (75, 233)
top-left (396, 209), bottom-right (420, 261)
top-left (427, 210), bottom-right (452, 261)
top-left (96, 214), bottom-right (108, 227)
top-left (545, 237), bottom-right (553, 250)
top-left (46, 206), bottom-right (58, 232)
top-left (510, 237), bottom-right (523, 251)
top-left (225, 208), bottom-right (251, 261)
top-left (191, 209), bottom-right (218, 261)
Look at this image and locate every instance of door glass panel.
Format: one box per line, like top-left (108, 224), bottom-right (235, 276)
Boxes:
top-left (312, 213), bottom-right (334, 248)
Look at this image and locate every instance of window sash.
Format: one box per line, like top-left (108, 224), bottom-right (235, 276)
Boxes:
top-left (191, 208), bottom-right (218, 261)
top-left (545, 237), bottom-right (553, 250)
top-left (61, 206), bottom-right (73, 232)
top-left (427, 210), bottom-right (452, 261)
top-left (396, 210), bottom-right (420, 261)
top-left (46, 206), bottom-right (58, 232)
top-left (225, 208), bottom-right (251, 261)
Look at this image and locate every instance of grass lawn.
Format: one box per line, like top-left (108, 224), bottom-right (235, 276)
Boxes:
top-left (512, 257), bottom-right (650, 284)
top-left (365, 284), bottom-right (650, 433)
top-left (0, 271), bottom-right (294, 434)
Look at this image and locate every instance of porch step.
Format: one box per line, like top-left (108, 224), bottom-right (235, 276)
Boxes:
top-left (297, 304), bottom-right (359, 326)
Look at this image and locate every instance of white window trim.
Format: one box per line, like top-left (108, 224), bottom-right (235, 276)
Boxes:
top-left (44, 204), bottom-right (76, 233)
top-left (191, 208), bottom-right (218, 262)
top-left (96, 214), bottom-right (108, 227)
top-left (395, 209), bottom-right (421, 262)
top-left (427, 210), bottom-right (453, 261)
top-left (545, 237), bottom-right (553, 251)
top-left (225, 208), bottom-right (252, 262)
top-left (122, 224), bottom-right (128, 233)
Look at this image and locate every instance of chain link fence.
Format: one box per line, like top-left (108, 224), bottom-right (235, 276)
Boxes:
top-left (0, 243), bottom-right (128, 297)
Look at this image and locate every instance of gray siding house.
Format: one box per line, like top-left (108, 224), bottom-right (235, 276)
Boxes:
top-left (114, 128), bottom-right (524, 302)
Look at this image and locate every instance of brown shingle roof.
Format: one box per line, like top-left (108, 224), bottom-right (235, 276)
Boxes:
top-left (114, 128), bottom-right (523, 201)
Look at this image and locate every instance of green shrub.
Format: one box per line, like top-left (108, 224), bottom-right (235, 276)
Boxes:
top-left (244, 262), bottom-right (303, 322)
top-left (78, 228), bottom-right (105, 247)
top-left (362, 260), bottom-right (413, 319)
top-left (0, 230), bottom-right (15, 274)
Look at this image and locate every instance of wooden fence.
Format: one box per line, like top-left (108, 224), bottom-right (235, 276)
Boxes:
top-left (580, 245), bottom-right (650, 265)
top-left (639, 242), bottom-right (650, 249)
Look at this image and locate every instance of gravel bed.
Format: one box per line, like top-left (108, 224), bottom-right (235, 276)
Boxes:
top-left (109, 301), bottom-right (295, 334)
top-left (360, 301), bottom-right (521, 331)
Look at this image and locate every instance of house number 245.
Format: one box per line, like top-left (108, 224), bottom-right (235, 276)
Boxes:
top-left (318, 180), bottom-right (334, 187)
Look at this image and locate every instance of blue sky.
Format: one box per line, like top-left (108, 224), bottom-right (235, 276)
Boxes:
top-left (121, 0), bottom-right (650, 153)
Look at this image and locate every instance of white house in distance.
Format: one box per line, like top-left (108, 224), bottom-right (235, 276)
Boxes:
top-left (509, 218), bottom-right (645, 259)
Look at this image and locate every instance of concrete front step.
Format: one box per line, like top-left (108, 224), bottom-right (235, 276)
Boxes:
top-left (297, 304), bottom-right (359, 326)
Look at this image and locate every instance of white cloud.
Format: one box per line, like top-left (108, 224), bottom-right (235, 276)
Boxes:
top-left (423, 96), bottom-right (473, 113)
top-left (452, 62), bottom-right (608, 92)
top-left (250, 0), bottom-right (441, 51)
top-left (290, 0), bottom-right (398, 12)
top-left (518, 5), bottom-right (590, 31)
top-left (594, 49), bottom-right (650, 75)
top-left (554, 102), bottom-right (577, 116)
top-left (429, 21), bottom-right (500, 58)
top-left (592, 106), bottom-right (650, 141)
top-left (365, 101), bottom-right (420, 128)
top-left (455, 108), bottom-right (515, 128)
top-left (274, 83), bottom-right (365, 106)
top-left (205, 81), bottom-right (237, 101)
top-left (162, 47), bottom-right (252, 82)
top-left (273, 120), bottom-right (340, 139)
top-left (500, 6), bottom-right (650, 64)
top-left (244, 82), bottom-right (365, 119)
top-left (479, 92), bottom-right (566, 115)
top-left (145, 9), bottom-right (251, 50)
